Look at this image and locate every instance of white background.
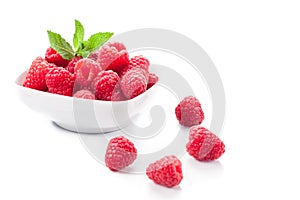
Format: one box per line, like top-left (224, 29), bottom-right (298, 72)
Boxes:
top-left (1, 0), bottom-right (300, 199)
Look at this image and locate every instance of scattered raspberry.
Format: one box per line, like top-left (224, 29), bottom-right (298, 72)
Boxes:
top-left (66, 56), bottom-right (82, 73)
top-left (105, 136), bottom-right (137, 171)
top-left (175, 96), bottom-right (204, 127)
top-left (119, 55), bottom-right (150, 77)
top-left (45, 47), bottom-right (70, 67)
top-left (73, 89), bottom-right (95, 100)
top-left (94, 70), bottom-right (120, 101)
top-left (146, 155), bottom-right (183, 188)
top-left (120, 69), bottom-right (147, 99)
top-left (45, 67), bottom-right (75, 96)
top-left (23, 57), bottom-right (56, 91)
top-left (147, 73), bottom-right (158, 89)
top-left (98, 42), bottom-right (129, 73)
top-left (186, 126), bottom-right (225, 161)
top-left (74, 59), bottom-right (102, 89)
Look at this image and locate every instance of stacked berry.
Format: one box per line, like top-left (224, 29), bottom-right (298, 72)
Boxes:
top-left (24, 43), bottom-right (157, 100)
top-left (23, 20), bottom-right (158, 100)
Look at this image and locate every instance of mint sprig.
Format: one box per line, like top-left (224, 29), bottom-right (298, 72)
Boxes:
top-left (73, 19), bottom-right (84, 52)
top-left (80, 32), bottom-right (113, 58)
top-left (47, 20), bottom-right (113, 60)
top-left (47, 31), bottom-right (75, 60)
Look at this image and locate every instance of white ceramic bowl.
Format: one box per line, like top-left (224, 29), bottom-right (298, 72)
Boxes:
top-left (15, 70), bottom-right (155, 133)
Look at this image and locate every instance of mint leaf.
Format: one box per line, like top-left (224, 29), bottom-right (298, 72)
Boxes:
top-left (47, 20), bottom-right (113, 59)
top-left (73, 19), bottom-right (84, 51)
top-left (80, 50), bottom-right (91, 58)
top-left (80, 32), bottom-right (113, 57)
top-left (47, 30), bottom-right (74, 60)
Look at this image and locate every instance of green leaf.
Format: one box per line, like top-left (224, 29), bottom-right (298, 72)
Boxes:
top-left (80, 50), bottom-right (90, 58)
top-left (73, 19), bottom-right (84, 51)
top-left (73, 34), bottom-right (79, 52)
top-left (47, 30), bottom-right (74, 60)
top-left (80, 32), bottom-right (113, 57)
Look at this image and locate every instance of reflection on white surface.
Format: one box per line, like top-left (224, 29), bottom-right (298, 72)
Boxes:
top-left (186, 159), bottom-right (224, 181)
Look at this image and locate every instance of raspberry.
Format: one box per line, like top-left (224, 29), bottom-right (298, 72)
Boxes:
top-left (94, 70), bottom-right (120, 101)
top-left (105, 136), bottom-right (137, 171)
top-left (146, 155), bottom-right (183, 188)
top-left (66, 56), bottom-right (82, 73)
top-left (45, 47), bottom-right (70, 67)
top-left (175, 96), bottom-right (205, 127)
top-left (119, 55), bottom-right (150, 77)
top-left (91, 74), bottom-right (125, 100)
top-left (147, 73), bottom-right (158, 89)
top-left (107, 42), bottom-right (127, 51)
top-left (88, 50), bottom-right (99, 61)
top-left (74, 58), bottom-right (102, 89)
top-left (90, 74), bottom-right (102, 93)
top-left (23, 57), bottom-right (56, 91)
top-left (186, 126), bottom-right (225, 161)
top-left (120, 69), bottom-right (147, 99)
top-left (45, 67), bottom-right (75, 96)
top-left (73, 89), bottom-right (95, 100)
top-left (111, 83), bottom-right (127, 101)
top-left (89, 42), bottom-right (127, 62)
top-left (98, 42), bottom-right (129, 73)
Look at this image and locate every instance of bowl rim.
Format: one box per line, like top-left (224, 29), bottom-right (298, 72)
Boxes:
top-left (15, 69), bottom-right (156, 104)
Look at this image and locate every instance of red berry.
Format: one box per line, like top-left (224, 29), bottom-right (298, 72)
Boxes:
top-left (94, 70), bottom-right (120, 101)
top-left (105, 136), bottom-right (137, 171)
top-left (111, 83), bottom-right (127, 101)
top-left (119, 55), bottom-right (150, 77)
top-left (147, 73), bottom-right (158, 89)
top-left (120, 69), bottom-right (147, 99)
top-left (92, 76), bottom-right (126, 101)
top-left (90, 74), bottom-right (101, 93)
top-left (175, 96), bottom-right (204, 127)
top-left (73, 89), bottom-right (95, 100)
top-left (98, 42), bottom-right (129, 73)
top-left (66, 56), bottom-right (82, 73)
top-left (88, 50), bottom-right (99, 61)
top-left (186, 126), bottom-right (225, 161)
top-left (146, 155), bottom-right (183, 188)
top-left (23, 57), bottom-right (56, 91)
top-left (45, 67), bottom-right (75, 96)
top-left (74, 58), bottom-right (102, 89)
top-left (45, 47), bottom-right (70, 67)
top-left (107, 42), bottom-right (127, 51)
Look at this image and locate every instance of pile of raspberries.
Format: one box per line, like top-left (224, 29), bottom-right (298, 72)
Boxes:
top-left (23, 42), bottom-right (158, 101)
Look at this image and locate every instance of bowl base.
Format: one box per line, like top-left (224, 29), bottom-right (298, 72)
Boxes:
top-left (53, 121), bottom-right (124, 133)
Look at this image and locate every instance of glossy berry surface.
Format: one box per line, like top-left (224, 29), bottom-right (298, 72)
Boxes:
top-left (146, 155), bottom-right (183, 188)
top-left (186, 126), bottom-right (225, 161)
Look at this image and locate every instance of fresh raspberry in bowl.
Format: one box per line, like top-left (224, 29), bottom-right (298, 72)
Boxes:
top-left (97, 42), bottom-right (129, 73)
top-left (45, 47), bottom-right (70, 67)
top-left (17, 20), bottom-right (159, 133)
top-left (16, 68), bottom-right (157, 133)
